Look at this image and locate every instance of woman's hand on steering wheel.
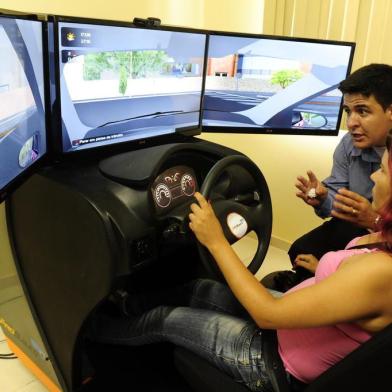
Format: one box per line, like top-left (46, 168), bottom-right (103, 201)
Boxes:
top-left (189, 192), bottom-right (227, 251)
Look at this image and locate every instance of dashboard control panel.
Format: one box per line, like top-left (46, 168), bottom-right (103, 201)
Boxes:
top-left (151, 165), bottom-right (198, 214)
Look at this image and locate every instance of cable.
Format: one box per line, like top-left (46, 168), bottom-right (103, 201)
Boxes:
top-left (0, 352), bottom-right (17, 359)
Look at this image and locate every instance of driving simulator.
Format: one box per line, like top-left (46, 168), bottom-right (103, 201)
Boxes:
top-left (0, 12), bottom-right (356, 392)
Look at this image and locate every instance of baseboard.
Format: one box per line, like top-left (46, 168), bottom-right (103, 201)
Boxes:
top-left (247, 232), bottom-right (292, 252)
top-left (270, 236), bottom-right (291, 252)
top-left (0, 275), bottom-right (17, 289)
top-left (0, 275), bottom-right (22, 305)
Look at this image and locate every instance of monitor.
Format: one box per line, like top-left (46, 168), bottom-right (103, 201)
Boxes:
top-left (0, 14), bottom-right (47, 201)
top-left (53, 18), bottom-right (207, 153)
top-left (202, 33), bottom-right (355, 135)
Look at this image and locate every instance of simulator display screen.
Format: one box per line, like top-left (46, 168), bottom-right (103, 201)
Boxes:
top-left (0, 17), bottom-right (46, 194)
top-left (57, 22), bottom-right (206, 152)
top-left (203, 34), bottom-right (354, 133)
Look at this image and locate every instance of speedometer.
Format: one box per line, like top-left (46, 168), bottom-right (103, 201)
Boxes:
top-left (154, 183), bottom-right (171, 208)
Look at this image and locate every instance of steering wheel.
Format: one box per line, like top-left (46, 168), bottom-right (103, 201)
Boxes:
top-left (197, 155), bottom-right (272, 278)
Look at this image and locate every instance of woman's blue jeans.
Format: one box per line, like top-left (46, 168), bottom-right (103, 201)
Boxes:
top-left (90, 279), bottom-right (279, 391)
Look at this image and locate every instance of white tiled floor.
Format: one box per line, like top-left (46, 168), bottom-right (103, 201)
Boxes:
top-left (0, 240), bottom-right (291, 392)
top-left (232, 234), bottom-right (292, 280)
top-left (0, 327), bottom-right (48, 391)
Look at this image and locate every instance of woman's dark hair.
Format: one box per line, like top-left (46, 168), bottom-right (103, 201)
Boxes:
top-left (339, 64), bottom-right (392, 110)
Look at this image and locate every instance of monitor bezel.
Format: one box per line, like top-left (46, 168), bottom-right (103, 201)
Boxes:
top-left (201, 30), bottom-right (356, 137)
top-left (50, 15), bottom-right (208, 159)
top-left (0, 12), bottom-right (50, 203)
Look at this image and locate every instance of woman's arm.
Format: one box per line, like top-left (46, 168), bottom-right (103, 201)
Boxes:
top-left (189, 192), bottom-right (392, 330)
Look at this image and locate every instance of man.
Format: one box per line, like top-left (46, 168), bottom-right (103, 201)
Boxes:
top-left (264, 63), bottom-right (392, 291)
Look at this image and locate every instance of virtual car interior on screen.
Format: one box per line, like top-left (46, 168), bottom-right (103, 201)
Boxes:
top-left (203, 35), bottom-right (353, 130)
top-left (58, 22), bottom-right (206, 152)
top-left (0, 17), bottom-right (46, 191)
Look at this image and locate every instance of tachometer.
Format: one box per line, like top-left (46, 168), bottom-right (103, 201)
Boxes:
top-left (181, 174), bottom-right (196, 196)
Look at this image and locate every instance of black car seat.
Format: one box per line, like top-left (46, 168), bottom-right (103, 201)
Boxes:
top-left (174, 322), bottom-right (392, 391)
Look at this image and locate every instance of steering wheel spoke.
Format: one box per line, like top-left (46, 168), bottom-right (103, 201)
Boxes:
top-left (247, 203), bottom-right (271, 233)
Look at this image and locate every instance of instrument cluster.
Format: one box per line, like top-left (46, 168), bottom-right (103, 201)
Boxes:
top-left (151, 165), bottom-right (198, 214)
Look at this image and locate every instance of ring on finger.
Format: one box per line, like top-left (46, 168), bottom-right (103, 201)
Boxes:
top-left (352, 208), bottom-right (358, 215)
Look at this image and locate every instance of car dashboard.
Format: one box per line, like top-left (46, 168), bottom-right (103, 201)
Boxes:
top-left (6, 137), bottom-right (271, 392)
top-left (151, 165), bottom-right (198, 214)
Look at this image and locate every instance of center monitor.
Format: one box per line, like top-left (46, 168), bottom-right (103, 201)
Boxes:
top-left (202, 33), bottom-right (355, 135)
top-left (0, 14), bottom-right (47, 201)
top-left (53, 18), bottom-right (207, 154)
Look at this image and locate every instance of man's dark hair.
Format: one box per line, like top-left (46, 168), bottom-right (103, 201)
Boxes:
top-left (339, 63), bottom-right (392, 110)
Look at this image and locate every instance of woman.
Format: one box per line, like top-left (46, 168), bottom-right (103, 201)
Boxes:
top-left (90, 139), bottom-right (392, 391)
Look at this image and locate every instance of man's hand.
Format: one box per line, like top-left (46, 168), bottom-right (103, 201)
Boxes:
top-left (294, 254), bottom-right (319, 274)
top-left (331, 188), bottom-right (378, 230)
top-left (295, 170), bottom-right (328, 207)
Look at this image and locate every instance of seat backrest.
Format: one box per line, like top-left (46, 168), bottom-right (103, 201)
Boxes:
top-left (304, 322), bottom-right (392, 391)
